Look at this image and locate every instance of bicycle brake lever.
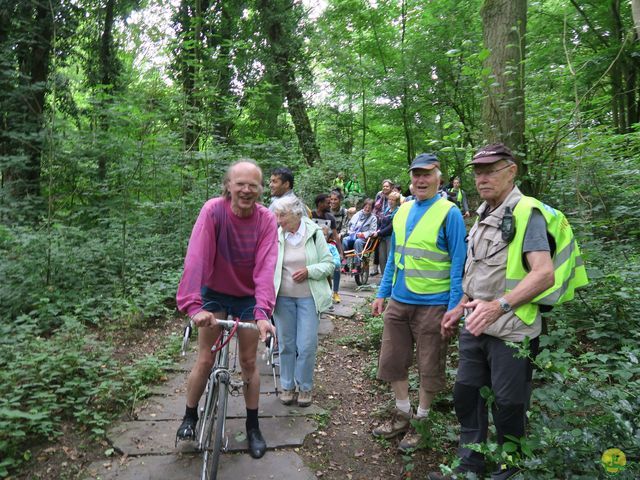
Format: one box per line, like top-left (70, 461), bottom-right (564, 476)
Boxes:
top-left (180, 322), bottom-right (192, 356)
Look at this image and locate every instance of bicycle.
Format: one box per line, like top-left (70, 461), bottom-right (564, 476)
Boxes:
top-left (177, 311), bottom-right (278, 480)
top-left (342, 235), bottom-right (379, 286)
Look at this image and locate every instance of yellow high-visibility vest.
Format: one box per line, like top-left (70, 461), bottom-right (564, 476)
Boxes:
top-left (506, 196), bottom-right (589, 325)
top-left (392, 198), bottom-right (454, 294)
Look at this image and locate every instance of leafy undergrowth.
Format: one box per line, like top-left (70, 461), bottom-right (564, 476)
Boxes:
top-left (305, 309), bottom-right (457, 480)
top-left (331, 297), bottom-right (640, 479)
top-left (0, 315), bottom-right (181, 478)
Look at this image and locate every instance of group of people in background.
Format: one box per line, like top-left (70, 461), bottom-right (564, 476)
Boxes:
top-left (174, 144), bottom-right (588, 480)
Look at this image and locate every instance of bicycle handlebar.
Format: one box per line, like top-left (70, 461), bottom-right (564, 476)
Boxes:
top-left (180, 317), bottom-right (261, 356)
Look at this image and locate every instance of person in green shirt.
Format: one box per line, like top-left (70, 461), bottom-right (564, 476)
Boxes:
top-left (345, 173), bottom-right (363, 195)
top-left (333, 172), bottom-right (345, 193)
top-left (447, 176), bottom-right (470, 218)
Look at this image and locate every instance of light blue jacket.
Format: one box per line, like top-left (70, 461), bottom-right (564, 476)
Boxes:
top-left (274, 217), bottom-right (334, 313)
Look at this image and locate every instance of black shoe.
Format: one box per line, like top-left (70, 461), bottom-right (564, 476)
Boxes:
top-left (247, 428), bottom-right (267, 459)
top-left (491, 466), bottom-right (521, 479)
top-left (176, 415), bottom-right (197, 441)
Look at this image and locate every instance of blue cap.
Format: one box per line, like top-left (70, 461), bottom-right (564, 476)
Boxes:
top-left (409, 153), bottom-right (440, 171)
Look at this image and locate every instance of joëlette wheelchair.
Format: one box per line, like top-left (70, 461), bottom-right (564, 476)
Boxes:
top-left (342, 235), bottom-right (379, 286)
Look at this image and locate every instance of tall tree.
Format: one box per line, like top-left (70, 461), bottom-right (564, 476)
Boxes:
top-left (568, 0), bottom-right (639, 133)
top-left (0, 0), bottom-right (78, 217)
top-left (258, 0), bottom-right (321, 166)
top-left (480, 0), bottom-right (527, 178)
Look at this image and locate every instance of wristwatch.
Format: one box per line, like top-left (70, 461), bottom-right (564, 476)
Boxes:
top-left (497, 297), bottom-right (512, 313)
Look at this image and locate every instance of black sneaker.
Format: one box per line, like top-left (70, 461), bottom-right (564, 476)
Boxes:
top-left (176, 415), bottom-right (197, 440)
top-left (247, 427), bottom-right (267, 458)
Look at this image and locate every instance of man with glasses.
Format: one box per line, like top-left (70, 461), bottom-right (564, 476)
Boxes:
top-left (431, 144), bottom-right (587, 479)
top-left (176, 160), bottom-right (277, 460)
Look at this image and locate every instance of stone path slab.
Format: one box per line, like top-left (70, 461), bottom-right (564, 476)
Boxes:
top-left (85, 450), bottom-right (316, 480)
top-left (109, 417), bottom-right (317, 457)
top-left (137, 391), bottom-right (324, 421)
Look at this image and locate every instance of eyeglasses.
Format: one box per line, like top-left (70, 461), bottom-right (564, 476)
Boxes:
top-left (233, 182), bottom-right (261, 192)
top-left (472, 164), bottom-right (513, 178)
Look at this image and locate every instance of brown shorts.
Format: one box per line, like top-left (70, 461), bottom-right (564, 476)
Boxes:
top-left (377, 299), bottom-right (448, 393)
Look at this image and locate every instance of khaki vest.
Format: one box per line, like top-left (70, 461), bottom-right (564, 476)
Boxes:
top-left (463, 186), bottom-right (540, 341)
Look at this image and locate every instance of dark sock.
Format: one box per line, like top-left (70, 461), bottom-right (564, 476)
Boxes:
top-left (185, 405), bottom-right (198, 421)
top-left (246, 408), bottom-right (259, 431)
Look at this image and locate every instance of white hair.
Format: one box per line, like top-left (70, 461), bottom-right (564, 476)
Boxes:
top-left (271, 194), bottom-right (306, 219)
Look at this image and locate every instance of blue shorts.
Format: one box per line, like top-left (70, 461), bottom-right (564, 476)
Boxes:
top-left (201, 287), bottom-right (257, 320)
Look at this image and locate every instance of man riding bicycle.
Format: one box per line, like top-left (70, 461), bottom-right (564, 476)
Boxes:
top-left (176, 160), bottom-right (278, 459)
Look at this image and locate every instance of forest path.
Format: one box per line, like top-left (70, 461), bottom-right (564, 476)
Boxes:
top-left (84, 277), bottom-right (372, 480)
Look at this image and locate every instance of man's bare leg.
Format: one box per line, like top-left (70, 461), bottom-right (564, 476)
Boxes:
top-left (237, 327), bottom-right (260, 408)
top-left (237, 326), bottom-right (266, 458)
top-left (186, 320), bottom-right (223, 408)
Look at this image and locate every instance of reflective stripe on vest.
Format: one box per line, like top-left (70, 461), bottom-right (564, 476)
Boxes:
top-left (392, 198), bottom-right (454, 294)
top-left (506, 196), bottom-right (589, 325)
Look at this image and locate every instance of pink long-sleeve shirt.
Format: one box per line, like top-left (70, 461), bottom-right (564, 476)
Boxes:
top-left (176, 197), bottom-right (278, 320)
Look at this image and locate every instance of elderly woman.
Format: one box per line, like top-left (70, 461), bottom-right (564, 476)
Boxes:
top-left (372, 191), bottom-right (401, 278)
top-left (272, 195), bottom-right (334, 407)
top-left (341, 198), bottom-right (377, 274)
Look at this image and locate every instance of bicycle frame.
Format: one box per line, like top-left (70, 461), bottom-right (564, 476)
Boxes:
top-left (179, 316), bottom-right (258, 480)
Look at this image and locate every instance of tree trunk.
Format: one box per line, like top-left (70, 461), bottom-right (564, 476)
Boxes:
top-left (176, 0), bottom-right (207, 153)
top-left (97, 0), bottom-right (116, 181)
top-left (208, 0), bottom-right (241, 144)
top-left (11, 1), bottom-right (54, 199)
top-left (400, 0), bottom-right (414, 165)
top-left (632, 0), bottom-right (640, 39)
top-left (258, 0), bottom-right (321, 166)
top-left (480, 0), bottom-right (528, 182)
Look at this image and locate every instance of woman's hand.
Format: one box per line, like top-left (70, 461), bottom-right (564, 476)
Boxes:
top-left (292, 267), bottom-right (309, 283)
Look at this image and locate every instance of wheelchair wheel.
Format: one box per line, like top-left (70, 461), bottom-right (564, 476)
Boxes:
top-left (355, 257), bottom-right (370, 286)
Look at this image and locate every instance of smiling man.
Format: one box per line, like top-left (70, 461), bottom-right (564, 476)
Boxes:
top-left (370, 153), bottom-right (466, 452)
top-left (432, 144), bottom-right (587, 480)
top-left (176, 160), bottom-right (277, 460)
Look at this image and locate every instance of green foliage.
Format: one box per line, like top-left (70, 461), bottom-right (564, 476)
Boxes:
top-left (336, 308), bottom-right (384, 353)
top-left (0, 316), bottom-right (173, 477)
top-left (0, 217), bottom-right (183, 332)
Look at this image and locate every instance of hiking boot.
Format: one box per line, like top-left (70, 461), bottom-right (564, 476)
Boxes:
top-left (176, 415), bottom-right (197, 441)
top-left (279, 389), bottom-right (295, 405)
top-left (371, 408), bottom-right (411, 439)
top-left (332, 292), bottom-right (341, 303)
top-left (398, 424), bottom-right (422, 451)
top-left (297, 390), bottom-right (312, 407)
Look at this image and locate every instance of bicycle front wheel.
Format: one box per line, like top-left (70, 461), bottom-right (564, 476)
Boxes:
top-left (201, 381), bottom-right (228, 480)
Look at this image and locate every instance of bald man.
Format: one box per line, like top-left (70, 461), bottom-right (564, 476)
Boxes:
top-left (176, 160), bottom-right (278, 459)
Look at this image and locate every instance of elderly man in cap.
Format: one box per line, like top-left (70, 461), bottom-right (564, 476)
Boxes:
top-left (430, 144), bottom-right (587, 479)
top-left (371, 153), bottom-right (467, 452)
